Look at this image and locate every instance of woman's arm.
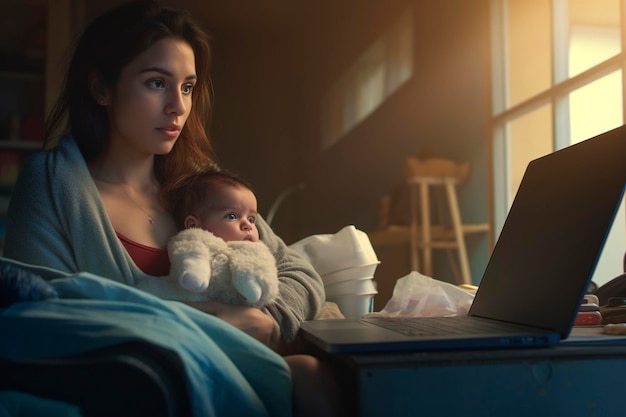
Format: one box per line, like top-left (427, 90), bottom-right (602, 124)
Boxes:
top-left (182, 300), bottom-right (282, 349)
top-left (255, 216), bottom-right (326, 342)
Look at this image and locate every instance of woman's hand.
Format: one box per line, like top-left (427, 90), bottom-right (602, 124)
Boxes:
top-left (183, 300), bottom-right (283, 350)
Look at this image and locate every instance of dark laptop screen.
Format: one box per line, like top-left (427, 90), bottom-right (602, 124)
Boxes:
top-left (470, 125), bottom-right (626, 338)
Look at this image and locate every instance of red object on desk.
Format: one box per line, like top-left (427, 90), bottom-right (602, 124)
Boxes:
top-left (574, 310), bottom-right (602, 326)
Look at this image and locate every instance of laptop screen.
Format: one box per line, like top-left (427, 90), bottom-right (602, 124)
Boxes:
top-left (469, 125), bottom-right (626, 338)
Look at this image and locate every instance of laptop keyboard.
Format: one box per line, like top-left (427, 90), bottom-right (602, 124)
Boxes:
top-left (362, 316), bottom-right (515, 337)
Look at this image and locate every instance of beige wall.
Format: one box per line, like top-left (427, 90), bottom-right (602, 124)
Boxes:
top-left (210, 0), bottom-right (492, 284)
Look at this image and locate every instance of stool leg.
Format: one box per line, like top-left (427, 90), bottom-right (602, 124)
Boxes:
top-left (445, 180), bottom-right (471, 285)
top-left (420, 181), bottom-right (432, 277)
top-left (409, 183), bottom-right (420, 272)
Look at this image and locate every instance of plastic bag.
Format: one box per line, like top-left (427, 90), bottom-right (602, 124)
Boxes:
top-left (365, 271), bottom-right (475, 318)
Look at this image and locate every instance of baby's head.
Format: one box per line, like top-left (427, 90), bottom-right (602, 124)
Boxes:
top-left (174, 170), bottom-right (259, 242)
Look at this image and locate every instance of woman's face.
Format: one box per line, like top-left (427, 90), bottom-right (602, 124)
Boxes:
top-left (105, 37), bottom-right (196, 156)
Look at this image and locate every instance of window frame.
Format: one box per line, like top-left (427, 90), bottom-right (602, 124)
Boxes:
top-left (490, 0), bottom-right (626, 233)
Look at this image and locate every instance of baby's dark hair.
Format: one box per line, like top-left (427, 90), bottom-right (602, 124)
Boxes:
top-left (172, 169), bottom-right (255, 229)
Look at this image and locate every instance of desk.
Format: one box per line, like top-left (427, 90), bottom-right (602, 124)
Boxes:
top-left (306, 331), bottom-right (626, 417)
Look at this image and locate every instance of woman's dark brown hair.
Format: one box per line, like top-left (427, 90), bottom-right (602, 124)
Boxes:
top-left (45, 0), bottom-right (215, 208)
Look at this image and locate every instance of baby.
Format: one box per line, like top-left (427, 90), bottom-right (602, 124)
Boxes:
top-left (174, 170), bottom-right (262, 243)
top-left (167, 170), bottom-right (279, 308)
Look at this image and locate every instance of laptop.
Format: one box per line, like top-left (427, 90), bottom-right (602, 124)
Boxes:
top-left (300, 124), bottom-right (626, 354)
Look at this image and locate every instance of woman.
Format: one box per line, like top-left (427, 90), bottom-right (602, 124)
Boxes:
top-left (4, 1), bottom-right (344, 415)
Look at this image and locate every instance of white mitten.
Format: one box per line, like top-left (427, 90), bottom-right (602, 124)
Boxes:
top-left (167, 228), bottom-right (228, 293)
top-left (233, 274), bottom-right (264, 304)
top-left (227, 241), bottom-right (279, 308)
top-left (179, 257), bottom-right (211, 292)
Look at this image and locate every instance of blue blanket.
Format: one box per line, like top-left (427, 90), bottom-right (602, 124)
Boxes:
top-left (4, 135), bottom-right (325, 342)
top-left (0, 258), bottom-right (292, 417)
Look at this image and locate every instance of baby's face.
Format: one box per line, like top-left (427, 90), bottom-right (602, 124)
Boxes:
top-left (194, 185), bottom-right (260, 242)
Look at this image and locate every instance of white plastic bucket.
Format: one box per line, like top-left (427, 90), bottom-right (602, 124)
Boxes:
top-left (328, 293), bottom-right (376, 319)
top-left (289, 225), bottom-right (379, 276)
top-left (322, 262), bottom-right (380, 286)
top-left (324, 277), bottom-right (377, 298)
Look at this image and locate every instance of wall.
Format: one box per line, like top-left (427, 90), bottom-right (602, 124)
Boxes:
top-left (209, 0), bottom-right (492, 285)
top-left (209, 26), bottom-right (300, 232)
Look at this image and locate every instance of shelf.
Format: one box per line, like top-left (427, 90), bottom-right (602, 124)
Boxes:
top-left (0, 1), bottom-right (49, 201)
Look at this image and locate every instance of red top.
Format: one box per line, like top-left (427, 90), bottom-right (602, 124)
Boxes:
top-left (116, 232), bottom-right (171, 276)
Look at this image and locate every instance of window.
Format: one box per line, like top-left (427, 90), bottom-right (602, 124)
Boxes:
top-left (491, 0), bottom-right (625, 285)
top-left (321, 8), bottom-right (414, 149)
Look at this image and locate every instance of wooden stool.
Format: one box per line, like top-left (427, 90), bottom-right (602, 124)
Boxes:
top-left (404, 157), bottom-right (489, 285)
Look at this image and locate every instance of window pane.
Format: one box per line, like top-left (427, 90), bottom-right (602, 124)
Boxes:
top-left (569, 70), bottom-right (623, 144)
top-left (320, 7), bottom-right (413, 149)
top-left (508, 104), bottom-right (553, 204)
top-left (506, 0), bottom-right (552, 108)
top-left (568, 0), bottom-right (620, 78)
top-left (494, 0), bottom-right (626, 285)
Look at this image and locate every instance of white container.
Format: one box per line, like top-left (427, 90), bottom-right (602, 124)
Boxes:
top-left (325, 277), bottom-right (377, 298)
top-left (322, 262), bottom-right (380, 286)
top-left (289, 225), bottom-right (379, 276)
top-left (329, 293), bottom-right (376, 319)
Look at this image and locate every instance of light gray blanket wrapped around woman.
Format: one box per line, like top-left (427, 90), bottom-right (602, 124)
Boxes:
top-left (4, 135), bottom-right (325, 341)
